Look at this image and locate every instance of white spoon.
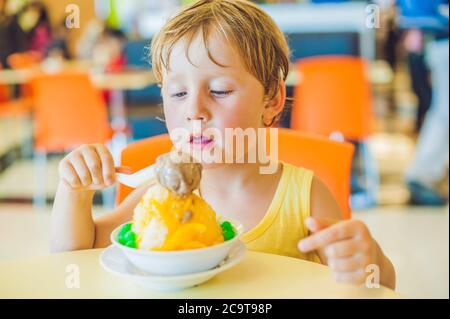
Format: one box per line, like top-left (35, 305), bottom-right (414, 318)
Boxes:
top-left (115, 165), bottom-right (156, 188)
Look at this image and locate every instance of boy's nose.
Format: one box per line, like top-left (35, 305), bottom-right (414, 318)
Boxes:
top-left (185, 93), bottom-right (211, 122)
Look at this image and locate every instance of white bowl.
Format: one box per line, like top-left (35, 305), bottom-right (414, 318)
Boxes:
top-left (100, 241), bottom-right (246, 291)
top-left (110, 218), bottom-right (244, 276)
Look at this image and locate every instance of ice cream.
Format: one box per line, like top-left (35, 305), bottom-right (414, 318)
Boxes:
top-left (154, 152), bottom-right (202, 198)
top-left (118, 152), bottom-right (233, 251)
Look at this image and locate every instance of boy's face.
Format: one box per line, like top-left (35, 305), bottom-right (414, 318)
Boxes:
top-left (162, 33), bottom-right (265, 166)
top-left (161, 30), bottom-right (268, 165)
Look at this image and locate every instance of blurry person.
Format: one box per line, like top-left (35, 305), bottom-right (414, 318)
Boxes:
top-left (79, 23), bottom-right (127, 71)
top-left (18, 1), bottom-right (52, 56)
top-left (97, 26), bottom-right (127, 72)
top-left (405, 37), bottom-right (449, 206)
top-left (76, 19), bottom-right (105, 60)
top-left (397, 0), bottom-right (449, 131)
top-left (91, 26), bottom-right (128, 104)
top-left (398, 0), bottom-right (449, 205)
top-left (403, 28), bottom-right (432, 132)
top-left (373, 0), bottom-right (399, 71)
top-left (46, 18), bottom-right (71, 60)
top-left (0, 0), bottom-right (27, 67)
top-left (76, 21), bottom-right (127, 103)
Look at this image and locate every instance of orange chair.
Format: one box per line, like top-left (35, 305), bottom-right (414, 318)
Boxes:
top-left (116, 128), bottom-right (354, 219)
top-left (274, 128), bottom-right (354, 218)
top-left (116, 134), bottom-right (173, 206)
top-left (29, 72), bottom-right (113, 206)
top-left (291, 56), bottom-right (374, 140)
top-left (30, 72), bottom-right (112, 152)
top-left (291, 56), bottom-right (378, 208)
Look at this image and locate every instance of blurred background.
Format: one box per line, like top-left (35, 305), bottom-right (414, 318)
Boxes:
top-left (0, 0), bottom-right (448, 298)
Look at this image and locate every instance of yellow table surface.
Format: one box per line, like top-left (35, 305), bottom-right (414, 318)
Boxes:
top-left (0, 249), bottom-right (401, 298)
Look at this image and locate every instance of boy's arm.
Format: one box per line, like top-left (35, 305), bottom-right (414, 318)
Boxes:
top-left (51, 181), bottom-right (153, 252)
top-left (50, 182), bottom-right (96, 252)
top-left (300, 177), bottom-right (396, 290)
top-left (50, 143), bottom-right (154, 253)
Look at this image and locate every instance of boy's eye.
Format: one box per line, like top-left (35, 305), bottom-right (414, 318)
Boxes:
top-left (211, 90), bottom-right (233, 97)
top-left (170, 90), bottom-right (233, 98)
top-left (171, 92), bottom-right (187, 98)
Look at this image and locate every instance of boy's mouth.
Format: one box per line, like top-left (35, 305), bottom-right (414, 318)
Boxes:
top-left (189, 134), bottom-right (214, 150)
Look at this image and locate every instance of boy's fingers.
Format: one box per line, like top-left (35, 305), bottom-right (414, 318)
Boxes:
top-left (69, 155), bottom-right (92, 186)
top-left (94, 145), bottom-right (116, 185)
top-left (324, 238), bottom-right (370, 258)
top-left (328, 254), bottom-right (370, 272)
top-left (332, 269), bottom-right (366, 285)
top-left (324, 239), bottom-right (362, 259)
top-left (81, 147), bottom-right (104, 185)
top-left (60, 161), bottom-right (81, 188)
top-left (305, 217), bottom-right (340, 233)
top-left (298, 222), bottom-right (356, 253)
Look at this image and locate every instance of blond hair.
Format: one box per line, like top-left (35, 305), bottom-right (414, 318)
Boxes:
top-left (150, 0), bottom-right (290, 101)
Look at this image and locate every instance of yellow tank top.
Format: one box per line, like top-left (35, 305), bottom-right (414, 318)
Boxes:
top-left (240, 162), bottom-right (321, 263)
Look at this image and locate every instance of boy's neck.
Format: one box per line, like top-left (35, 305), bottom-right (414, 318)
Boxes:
top-left (199, 161), bottom-right (281, 197)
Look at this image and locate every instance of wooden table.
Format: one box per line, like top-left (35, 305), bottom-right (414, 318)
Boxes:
top-left (0, 248), bottom-right (401, 298)
top-left (0, 60), bottom-right (156, 89)
top-left (0, 59), bottom-right (390, 88)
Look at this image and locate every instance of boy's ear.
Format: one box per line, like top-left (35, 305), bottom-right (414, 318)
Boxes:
top-left (263, 80), bottom-right (286, 125)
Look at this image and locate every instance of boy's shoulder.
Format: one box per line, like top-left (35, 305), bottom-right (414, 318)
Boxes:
top-left (280, 161), bottom-right (314, 184)
top-left (280, 162), bottom-right (335, 208)
top-left (278, 161), bottom-right (315, 202)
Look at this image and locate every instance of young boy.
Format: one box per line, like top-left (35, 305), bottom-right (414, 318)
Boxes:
top-left (51, 0), bottom-right (395, 289)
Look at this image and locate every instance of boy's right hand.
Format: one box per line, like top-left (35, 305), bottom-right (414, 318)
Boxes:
top-left (58, 144), bottom-right (116, 192)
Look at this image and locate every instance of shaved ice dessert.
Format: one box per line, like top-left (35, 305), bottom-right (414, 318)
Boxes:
top-left (117, 153), bottom-right (236, 250)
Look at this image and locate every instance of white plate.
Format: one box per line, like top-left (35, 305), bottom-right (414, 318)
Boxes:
top-left (100, 241), bottom-right (246, 291)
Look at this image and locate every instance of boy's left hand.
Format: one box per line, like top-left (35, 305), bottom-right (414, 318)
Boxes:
top-left (298, 217), bottom-right (378, 285)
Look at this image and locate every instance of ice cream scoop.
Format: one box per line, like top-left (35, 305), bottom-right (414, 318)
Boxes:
top-left (154, 153), bottom-right (202, 197)
top-left (116, 152), bottom-right (202, 197)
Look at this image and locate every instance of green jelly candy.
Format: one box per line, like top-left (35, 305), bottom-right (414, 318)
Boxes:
top-left (124, 231), bottom-right (136, 243)
top-left (125, 240), bottom-right (137, 248)
top-left (223, 229), bottom-right (235, 241)
top-left (118, 233), bottom-right (127, 245)
top-left (119, 223), bottom-right (132, 236)
top-left (221, 221), bottom-right (233, 230)
top-left (118, 223), bottom-right (133, 244)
